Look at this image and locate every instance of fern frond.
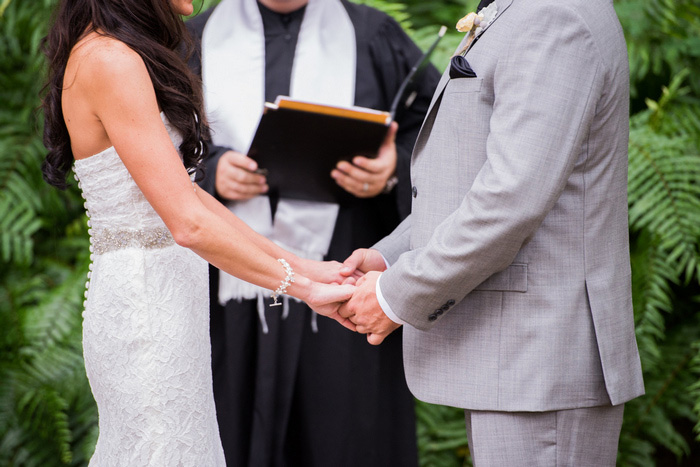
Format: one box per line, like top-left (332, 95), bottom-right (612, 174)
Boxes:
top-left (416, 400), bottom-right (468, 466)
top-left (622, 306), bottom-right (700, 464)
top-left (628, 120), bottom-right (700, 281)
top-left (616, 0), bottom-right (700, 98)
top-left (20, 386), bottom-right (73, 463)
top-left (631, 234), bottom-right (678, 370)
top-left (0, 194), bottom-right (40, 265)
top-left (0, 3), bottom-right (95, 459)
top-left (689, 341), bottom-right (700, 441)
top-left (22, 266), bottom-right (87, 350)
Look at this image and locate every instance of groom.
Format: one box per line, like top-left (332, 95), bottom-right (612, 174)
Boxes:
top-left (339, 0), bottom-right (645, 464)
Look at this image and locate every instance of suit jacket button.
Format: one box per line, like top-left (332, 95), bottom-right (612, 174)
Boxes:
top-left (436, 309), bottom-right (444, 316)
top-left (447, 299), bottom-right (455, 307)
top-left (412, 186), bottom-right (418, 198)
top-left (441, 304), bottom-right (449, 312)
top-left (428, 314), bottom-right (437, 322)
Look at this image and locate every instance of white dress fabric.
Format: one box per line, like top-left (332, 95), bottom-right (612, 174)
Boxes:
top-left (73, 117), bottom-right (226, 466)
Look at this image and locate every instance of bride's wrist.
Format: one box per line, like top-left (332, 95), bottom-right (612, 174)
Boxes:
top-left (289, 256), bottom-right (313, 278)
top-left (269, 257), bottom-right (313, 305)
top-left (289, 275), bottom-right (312, 302)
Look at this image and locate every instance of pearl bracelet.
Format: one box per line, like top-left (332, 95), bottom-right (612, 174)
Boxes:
top-left (270, 258), bottom-right (295, 307)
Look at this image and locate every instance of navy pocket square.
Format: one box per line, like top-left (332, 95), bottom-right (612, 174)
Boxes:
top-left (449, 55), bottom-right (477, 79)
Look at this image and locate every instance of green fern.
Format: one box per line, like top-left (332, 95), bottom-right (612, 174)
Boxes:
top-left (628, 130), bottom-right (700, 279)
top-left (416, 400), bottom-right (470, 467)
top-left (630, 232), bottom-right (677, 370)
top-left (622, 56), bottom-right (700, 463)
top-left (616, 0), bottom-right (700, 99)
top-left (1, 0), bottom-right (98, 465)
top-left (621, 314), bottom-right (700, 465)
top-left (689, 342), bottom-right (700, 441)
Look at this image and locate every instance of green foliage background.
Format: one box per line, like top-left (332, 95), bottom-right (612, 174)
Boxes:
top-left (1, 0), bottom-right (699, 465)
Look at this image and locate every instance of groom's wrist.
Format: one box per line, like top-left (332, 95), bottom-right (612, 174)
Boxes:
top-left (375, 274), bottom-right (406, 325)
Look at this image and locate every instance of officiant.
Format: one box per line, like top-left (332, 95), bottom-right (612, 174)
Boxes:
top-left (187, 0), bottom-right (439, 465)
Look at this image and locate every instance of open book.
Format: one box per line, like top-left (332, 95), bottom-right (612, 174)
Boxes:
top-left (247, 97), bottom-right (391, 203)
top-left (247, 26), bottom-right (446, 203)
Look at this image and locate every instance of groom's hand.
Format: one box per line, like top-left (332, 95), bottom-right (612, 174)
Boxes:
top-left (338, 271), bottom-right (400, 345)
top-left (340, 248), bottom-right (387, 284)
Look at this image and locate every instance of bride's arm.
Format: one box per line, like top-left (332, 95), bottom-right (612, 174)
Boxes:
top-left (193, 187), bottom-right (346, 284)
top-left (74, 38), bottom-right (353, 317)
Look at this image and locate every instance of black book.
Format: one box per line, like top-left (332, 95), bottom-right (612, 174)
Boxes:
top-left (247, 98), bottom-right (391, 203)
top-left (247, 26), bottom-right (446, 203)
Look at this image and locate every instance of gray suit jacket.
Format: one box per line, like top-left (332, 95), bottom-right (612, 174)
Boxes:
top-left (374, 0), bottom-right (644, 411)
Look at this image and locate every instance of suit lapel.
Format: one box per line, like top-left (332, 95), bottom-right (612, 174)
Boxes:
top-left (424, 0), bottom-right (515, 118)
top-left (425, 50), bottom-right (460, 113)
top-left (413, 0), bottom-right (515, 158)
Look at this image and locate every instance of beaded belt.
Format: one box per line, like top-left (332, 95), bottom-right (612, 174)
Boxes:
top-left (90, 227), bottom-right (175, 255)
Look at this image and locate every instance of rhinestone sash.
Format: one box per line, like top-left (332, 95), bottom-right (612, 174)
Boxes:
top-left (90, 227), bottom-right (175, 255)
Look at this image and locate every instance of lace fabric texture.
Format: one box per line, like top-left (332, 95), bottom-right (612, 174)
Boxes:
top-left (73, 119), bottom-right (226, 466)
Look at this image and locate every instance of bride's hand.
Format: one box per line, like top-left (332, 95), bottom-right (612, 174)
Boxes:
top-left (295, 257), bottom-right (348, 285)
top-left (304, 281), bottom-right (356, 331)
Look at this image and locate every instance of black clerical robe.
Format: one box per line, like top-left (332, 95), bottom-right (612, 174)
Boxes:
top-left (187, 2), bottom-right (439, 466)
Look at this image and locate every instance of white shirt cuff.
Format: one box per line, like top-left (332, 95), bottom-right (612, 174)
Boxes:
top-left (381, 254), bottom-right (391, 269)
top-left (375, 272), bottom-right (407, 326)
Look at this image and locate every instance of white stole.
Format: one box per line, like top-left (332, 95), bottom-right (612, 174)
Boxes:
top-left (201, 0), bottom-right (356, 328)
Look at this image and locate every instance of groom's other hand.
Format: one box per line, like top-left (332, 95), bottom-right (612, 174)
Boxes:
top-left (340, 248), bottom-right (387, 282)
top-left (338, 271), bottom-right (400, 345)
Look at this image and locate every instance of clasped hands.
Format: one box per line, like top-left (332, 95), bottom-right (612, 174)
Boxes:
top-left (301, 248), bottom-right (401, 346)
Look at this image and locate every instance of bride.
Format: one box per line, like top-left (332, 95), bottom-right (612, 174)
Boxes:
top-left (41, 0), bottom-right (355, 464)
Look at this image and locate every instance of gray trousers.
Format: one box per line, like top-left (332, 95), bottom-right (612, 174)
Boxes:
top-left (464, 404), bottom-right (625, 466)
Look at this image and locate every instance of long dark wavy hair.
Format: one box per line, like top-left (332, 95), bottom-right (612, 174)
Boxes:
top-left (41, 0), bottom-right (208, 189)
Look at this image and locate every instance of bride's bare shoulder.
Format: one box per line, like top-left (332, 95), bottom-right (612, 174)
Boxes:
top-left (62, 31), bottom-right (156, 156)
top-left (72, 32), bottom-right (137, 61)
top-left (67, 32), bottom-right (148, 89)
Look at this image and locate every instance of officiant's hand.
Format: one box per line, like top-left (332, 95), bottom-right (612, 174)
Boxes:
top-left (215, 150), bottom-right (268, 201)
top-left (331, 122), bottom-right (398, 198)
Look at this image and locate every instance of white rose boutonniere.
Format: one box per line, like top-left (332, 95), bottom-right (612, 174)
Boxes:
top-left (456, 2), bottom-right (499, 36)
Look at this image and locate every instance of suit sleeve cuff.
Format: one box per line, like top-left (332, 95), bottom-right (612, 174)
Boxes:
top-left (376, 272), bottom-right (406, 326)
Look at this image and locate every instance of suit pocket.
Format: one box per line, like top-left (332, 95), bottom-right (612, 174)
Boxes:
top-left (444, 77), bottom-right (483, 94)
top-left (473, 263), bottom-right (527, 292)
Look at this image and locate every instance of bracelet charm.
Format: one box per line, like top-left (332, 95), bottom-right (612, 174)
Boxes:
top-left (271, 258), bottom-right (295, 306)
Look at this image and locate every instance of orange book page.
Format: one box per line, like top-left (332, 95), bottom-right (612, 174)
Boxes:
top-left (273, 97), bottom-right (391, 124)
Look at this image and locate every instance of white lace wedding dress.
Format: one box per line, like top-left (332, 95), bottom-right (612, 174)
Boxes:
top-left (73, 117), bottom-right (226, 466)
